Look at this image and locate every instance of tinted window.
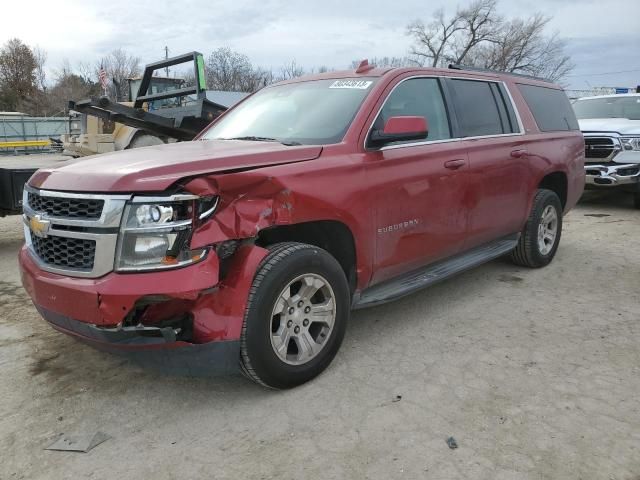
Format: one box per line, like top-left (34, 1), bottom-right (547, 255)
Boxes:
top-left (376, 78), bottom-right (451, 143)
top-left (449, 79), bottom-right (506, 137)
top-left (518, 84), bottom-right (579, 131)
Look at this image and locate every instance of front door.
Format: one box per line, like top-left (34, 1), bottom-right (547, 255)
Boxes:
top-left (366, 77), bottom-right (470, 284)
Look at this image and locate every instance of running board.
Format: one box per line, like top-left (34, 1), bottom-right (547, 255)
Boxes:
top-left (353, 234), bottom-right (520, 309)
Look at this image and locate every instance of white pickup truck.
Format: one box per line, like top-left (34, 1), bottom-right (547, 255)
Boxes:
top-left (573, 93), bottom-right (640, 208)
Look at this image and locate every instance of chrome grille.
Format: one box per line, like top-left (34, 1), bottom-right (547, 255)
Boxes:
top-left (23, 187), bottom-right (130, 278)
top-left (30, 232), bottom-right (96, 270)
top-left (584, 137), bottom-right (617, 161)
top-left (27, 192), bottom-right (104, 219)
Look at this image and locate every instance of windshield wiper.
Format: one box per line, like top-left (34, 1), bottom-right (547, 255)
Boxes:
top-left (222, 136), bottom-right (302, 146)
top-left (225, 136), bottom-right (279, 142)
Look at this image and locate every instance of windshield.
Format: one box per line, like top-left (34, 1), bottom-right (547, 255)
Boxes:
top-left (573, 96), bottom-right (640, 120)
top-left (202, 78), bottom-right (377, 145)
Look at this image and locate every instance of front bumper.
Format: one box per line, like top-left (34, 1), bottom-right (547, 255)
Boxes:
top-left (585, 163), bottom-right (640, 188)
top-left (39, 305), bottom-right (240, 376)
top-left (19, 244), bottom-right (269, 375)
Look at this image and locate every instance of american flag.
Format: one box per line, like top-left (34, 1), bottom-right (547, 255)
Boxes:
top-left (99, 63), bottom-right (108, 91)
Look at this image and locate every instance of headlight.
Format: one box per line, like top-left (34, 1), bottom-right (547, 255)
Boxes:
top-left (621, 136), bottom-right (640, 151)
top-left (115, 194), bottom-right (218, 272)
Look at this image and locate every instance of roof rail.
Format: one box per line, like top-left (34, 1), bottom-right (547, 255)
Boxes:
top-left (448, 64), bottom-right (552, 83)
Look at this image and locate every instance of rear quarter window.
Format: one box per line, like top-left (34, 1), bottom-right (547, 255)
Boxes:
top-left (517, 84), bottom-right (579, 132)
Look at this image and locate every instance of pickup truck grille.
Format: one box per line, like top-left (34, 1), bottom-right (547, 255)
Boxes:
top-left (584, 137), bottom-right (617, 161)
top-left (27, 192), bottom-right (104, 219)
top-left (30, 233), bottom-right (96, 270)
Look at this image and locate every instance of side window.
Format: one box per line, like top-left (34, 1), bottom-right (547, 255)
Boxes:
top-left (377, 78), bottom-right (451, 143)
top-left (449, 79), bottom-right (508, 137)
top-left (517, 84), bottom-right (579, 132)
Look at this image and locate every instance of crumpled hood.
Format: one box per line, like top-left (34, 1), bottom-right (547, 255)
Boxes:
top-left (29, 140), bottom-right (323, 192)
top-left (579, 118), bottom-right (640, 135)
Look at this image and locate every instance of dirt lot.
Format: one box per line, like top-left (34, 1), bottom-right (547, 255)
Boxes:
top-left (1, 191), bottom-right (638, 480)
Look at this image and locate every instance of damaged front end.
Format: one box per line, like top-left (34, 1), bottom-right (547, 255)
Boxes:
top-left (19, 177), bottom-right (287, 375)
top-left (20, 241), bottom-right (269, 375)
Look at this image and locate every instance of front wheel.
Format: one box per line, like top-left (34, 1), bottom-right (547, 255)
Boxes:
top-left (240, 242), bottom-right (350, 389)
top-left (633, 191), bottom-right (640, 210)
top-left (510, 189), bottom-right (563, 268)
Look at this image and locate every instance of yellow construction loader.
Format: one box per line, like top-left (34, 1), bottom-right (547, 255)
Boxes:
top-left (62, 51), bottom-right (230, 157)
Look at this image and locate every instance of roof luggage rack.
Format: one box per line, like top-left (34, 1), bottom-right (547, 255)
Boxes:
top-left (448, 64), bottom-right (552, 83)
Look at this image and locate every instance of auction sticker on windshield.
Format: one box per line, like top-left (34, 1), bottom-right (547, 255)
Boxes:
top-left (329, 80), bottom-right (373, 89)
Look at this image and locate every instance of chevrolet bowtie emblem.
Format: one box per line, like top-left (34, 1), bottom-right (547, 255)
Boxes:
top-left (29, 215), bottom-right (51, 238)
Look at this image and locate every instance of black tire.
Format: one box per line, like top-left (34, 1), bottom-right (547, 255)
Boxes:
top-left (633, 192), bottom-right (640, 210)
top-left (240, 242), bottom-right (350, 389)
top-left (510, 189), bottom-right (563, 268)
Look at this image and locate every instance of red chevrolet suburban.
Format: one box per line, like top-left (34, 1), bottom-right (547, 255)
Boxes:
top-left (19, 64), bottom-right (585, 388)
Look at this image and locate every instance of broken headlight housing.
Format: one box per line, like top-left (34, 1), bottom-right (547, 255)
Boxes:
top-left (115, 194), bottom-right (218, 272)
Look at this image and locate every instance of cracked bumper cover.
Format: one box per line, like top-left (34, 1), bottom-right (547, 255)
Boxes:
top-left (585, 163), bottom-right (640, 187)
top-left (37, 305), bottom-right (240, 375)
top-left (19, 244), bottom-right (269, 375)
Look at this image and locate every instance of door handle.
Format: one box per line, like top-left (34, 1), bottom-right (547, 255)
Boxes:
top-left (510, 149), bottom-right (527, 158)
top-left (444, 159), bottom-right (466, 170)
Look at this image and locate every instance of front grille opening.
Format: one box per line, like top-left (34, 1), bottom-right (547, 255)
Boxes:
top-left (30, 233), bottom-right (96, 270)
top-left (584, 137), bottom-right (616, 159)
top-left (28, 192), bottom-right (104, 219)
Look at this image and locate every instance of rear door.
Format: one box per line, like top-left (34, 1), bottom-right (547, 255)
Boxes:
top-left (366, 77), bottom-right (470, 284)
top-left (446, 78), bottom-right (530, 248)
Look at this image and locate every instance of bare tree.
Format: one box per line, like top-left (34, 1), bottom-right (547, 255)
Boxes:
top-left (406, 0), bottom-right (573, 81)
top-left (350, 56), bottom-right (417, 69)
top-left (407, 8), bottom-right (465, 67)
top-left (98, 48), bottom-right (141, 100)
top-left (77, 62), bottom-right (95, 84)
top-left (48, 70), bottom-right (100, 114)
top-left (33, 46), bottom-right (47, 91)
top-left (469, 14), bottom-right (573, 81)
top-left (279, 60), bottom-right (305, 81)
top-left (240, 67), bottom-right (272, 92)
top-left (206, 47), bottom-right (257, 92)
top-left (407, 0), bottom-right (499, 67)
top-left (451, 0), bottom-right (501, 64)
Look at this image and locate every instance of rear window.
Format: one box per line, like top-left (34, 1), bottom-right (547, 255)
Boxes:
top-left (517, 84), bottom-right (579, 132)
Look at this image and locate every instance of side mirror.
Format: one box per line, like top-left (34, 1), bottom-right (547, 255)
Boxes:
top-left (369, 116), bottom-right (428, 148)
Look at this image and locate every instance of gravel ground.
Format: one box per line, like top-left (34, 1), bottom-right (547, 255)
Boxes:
top-left (1, 190), bottom-right (638, 480)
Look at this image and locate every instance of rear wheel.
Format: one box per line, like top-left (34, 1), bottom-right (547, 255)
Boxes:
top-left (510, 189), bottom-right (563, 268)
top-left (240, 242), bottom-right (350, 389)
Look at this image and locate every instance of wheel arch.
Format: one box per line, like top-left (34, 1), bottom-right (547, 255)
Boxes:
top-left (538, 171), bottom-right (568, 211)
top-left (256, 220), bottom-right (358, 294)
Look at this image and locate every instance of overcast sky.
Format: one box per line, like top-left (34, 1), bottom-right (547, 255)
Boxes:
top-left (2, 0), bottom-right (639, 90)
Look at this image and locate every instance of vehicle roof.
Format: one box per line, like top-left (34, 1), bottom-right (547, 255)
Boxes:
top-left (575, 93), bottom-right (640, 101)
top-left (274, 66), bottom-right (558, 89)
